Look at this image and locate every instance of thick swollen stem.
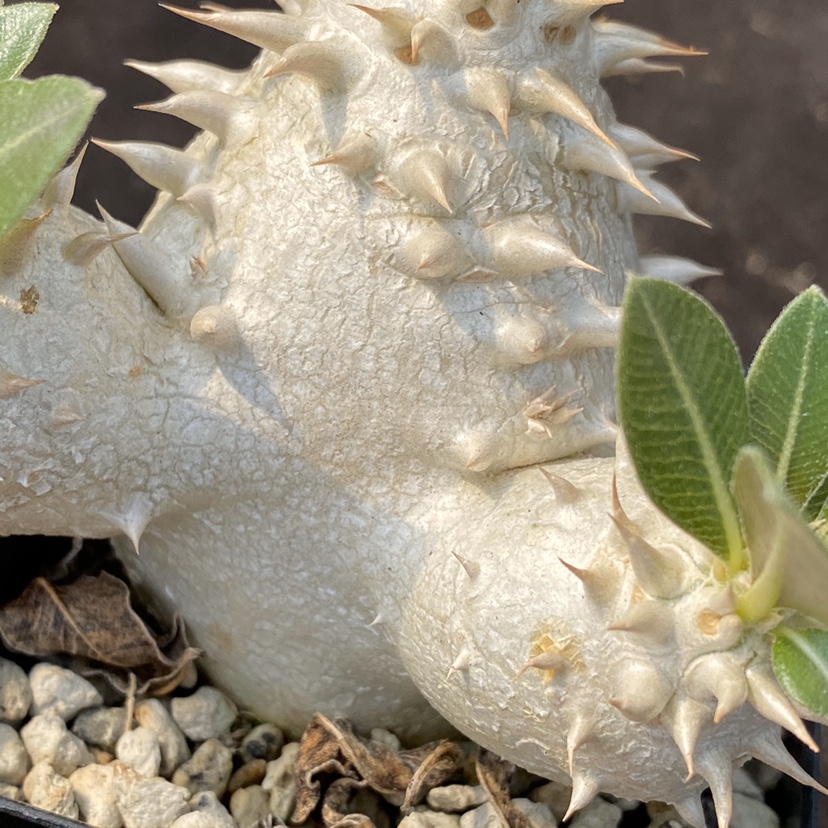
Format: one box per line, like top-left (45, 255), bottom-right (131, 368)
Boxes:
top-left (0, 206), bottom-right (283, 543)
top-left (2, 3), bottom-right (823, 826)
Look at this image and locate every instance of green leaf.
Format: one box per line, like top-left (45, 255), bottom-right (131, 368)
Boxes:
top-left (0, 76), bottom-right (102, 240)
top-left (772, 626), bottom-right (828, 720)
top-left (733, 446), bottom-right (828, 626)
top-left (618, 278), bottom-right (749, 564)
top-left (806, 470), bottom-right (828, 522)
top-left (747, 287), bottom-right (828, 515)
top-left (0, 3), bottom-right (57, 81)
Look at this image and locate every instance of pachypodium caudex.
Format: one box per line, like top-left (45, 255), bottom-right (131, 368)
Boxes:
top-left (1, 2), bottom-right (827, 826)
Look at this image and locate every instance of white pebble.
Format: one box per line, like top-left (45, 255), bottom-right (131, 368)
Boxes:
top-left (116, 727), bottom-right (162, 779)
top-left (568, 798), bottom-right (622, 828)
top-left (23, 762), bottom-right (79, 819)
top-left (369, 727), bottom-right (401, 752)
top-left (21, 714), bottom-right (93, 776)
top-left (512, 798), bottom-right (558, 828)
top-left (172, 739), bottom-right (233, 798)
top-left (427, 785), bottom-right (486, 812)
top-left (730, 791), bottom-right (779, 828)
top-left (401, 812), bottom-right (461, 828)
top-left (240, 722), bottom-right (284, 763)
top-left (529, 780), bottom-right (571, 823)
top-left (170, 813), bottom-right (234, 828)
top-left (188, 791), bottom-right (235, 828)
top-left (171, 688), bottom-right (237, 741)
top-left (0, 782), bottom-right (21, 800)
top-left (0, 658), bottom-right (32, 724)
top-left (70, 762), bottom-right (122, 828)
top-left (112, 761), bottom-right (190, 828)
top-left (460, 802), bottom-right (504, 828)
top-left (135, 699), bottom-right (191, 777)
top-left (29, 663), bottom-right (102, 721)
top-left (72, 706), bottom-right (128, 752)
top-left (262, 741), bottom-right (299, 820)
top-left (230, 784), bottom-right (270, 828)
top-left (0, 723), bottom-right (29, 786)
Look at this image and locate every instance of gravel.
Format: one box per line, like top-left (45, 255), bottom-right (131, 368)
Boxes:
top-left (0, 654), bottom-right (797, 828)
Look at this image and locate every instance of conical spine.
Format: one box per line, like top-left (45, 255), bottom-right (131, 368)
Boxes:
top-left (0, 211), bottom-right (52, 276)
top-left (462, 68), bottom-right (511, 136)
top-left (609, 122), bottom-right (698, 166)
top-left (611, 517), bottom-right (691, 598)
top-left (593, 19), bottom-right (706, 77)
top-left (516, 68), bottom-right (616, 148)
top-left (484, 219), bottom-right (599, 279)
top-left (137, 90), bottom-right (257, 145)
top-left (41, 143), bottom-right (87, 216)
top-left (161, 5), bottom-right (308, 53)
top-left (410, 19), bottom-right (459, 67)
top-left (63, 229), bottom-right (136, 267)
top-left (0, 368), bottom-right (44, 399)
top-left (125, 58), bottom-right (245, 95)
top-left (558, 130), bottom-right (655, 199)
top-left (621, 173), bottom-right (711, 228)
top-left (266, 41), bottom-right (361, 92)
top-left (349, 5), bottom-right (414, 48)
top-left (393, 150), bottom-right (458, 213)
top-left (562, 772), bottom-right (598, 822)
top-left (92, 139), bottom-right (202, 197)
top-left (633, 255), bottom-right (722, 284)
top-left (98, 205), bottom-right (196, 319)
top-left (745, 661), bottom-right (819, 751)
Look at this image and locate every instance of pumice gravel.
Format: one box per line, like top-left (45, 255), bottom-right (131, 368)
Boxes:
top-left (0, 654), bottom-right (785, 828)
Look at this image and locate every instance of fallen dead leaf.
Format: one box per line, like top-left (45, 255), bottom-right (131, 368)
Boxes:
top-left (292, 713), bottom-right (463, 825)
top-left (321, 777), bottom-right (375, 828)
top-left (401, 740), bottom-right (465, 813)
top-left (0, 572), bottom-right (201, 696)
top-left (475, 749), bottom-right (531, 828)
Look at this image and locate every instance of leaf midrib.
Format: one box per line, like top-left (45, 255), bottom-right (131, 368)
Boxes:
top-left (779, 627), bottom-right (828, 686)
top-left (640, 289), bottom-right (742, 563)
top-left (777, 303), bottom-right (815, 483)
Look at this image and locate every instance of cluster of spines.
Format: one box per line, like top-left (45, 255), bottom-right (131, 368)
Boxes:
top-left (441, 467), bottom-right (828, 826)
top-left (450, 471), bottom-right (827, 828)
top-left (0, 2), bottom-right (696, 464)
top-left (0, 0), bottom-right (724, 482)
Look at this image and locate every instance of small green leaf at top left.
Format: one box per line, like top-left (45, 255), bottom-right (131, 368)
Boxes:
top-left (0, 3), bottom-right (57, 81)
top-left (0, 76), bottom-right (102, 240)
top-left (772, 627), bottom-right (828, 721)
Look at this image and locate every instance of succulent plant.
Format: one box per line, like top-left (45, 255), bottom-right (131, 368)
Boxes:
top-left (1, 3), bottom-right (826, 827)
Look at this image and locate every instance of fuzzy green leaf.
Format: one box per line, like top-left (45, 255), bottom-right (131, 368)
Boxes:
top-left (772, 627), bottom-right (828, 720)
top-left (0, 3), bottom-right (57, 81)
top-left (747, 286), bottom-right (828, 515)
top-left (0, 75), bottom-right (102, 240)
top-left (618, 278), bottom-right (749, 562)
top-left (733, 446), bottom-right (828, 626)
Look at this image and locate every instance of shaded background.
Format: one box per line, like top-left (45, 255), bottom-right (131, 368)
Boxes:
top-left (26, 0), bottom-right (828, 360)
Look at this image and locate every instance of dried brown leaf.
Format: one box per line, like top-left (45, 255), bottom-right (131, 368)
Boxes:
top-left (293, 713), bottom-right (464, 824)
top-left (401, 741), bottom-right (464, 813)
top-left (322, 778), bottom-right (375, 828)
top-left (475, 749), bottom-right (531, 828)
top-left (293, 715), bottom-right (354, 823)
top-left (0, 572), bottom-right (201, 696)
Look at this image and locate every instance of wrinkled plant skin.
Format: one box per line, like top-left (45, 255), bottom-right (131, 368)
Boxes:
top-left (0, 3), bottom-right (824, 827)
